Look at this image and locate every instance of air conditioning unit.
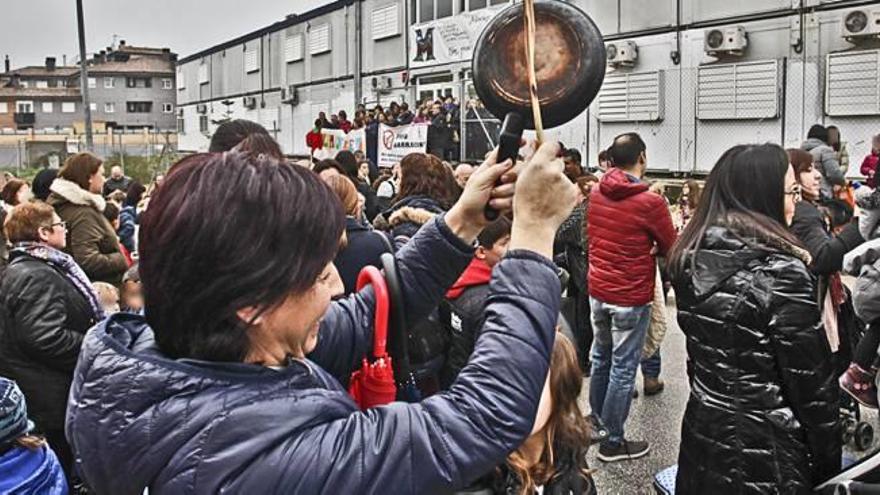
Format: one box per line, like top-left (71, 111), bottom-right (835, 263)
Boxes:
top-left (243, 96), bottom-right (257, 109)
top-left (196, 104), bottom-right (207, 114)
top-left (283, 85), bottom-right (299, 105)
top-left (705, 26), bottom-right (748, 56)
top-left (605, 41), bottom-right (638, 68)
top-left (841, 7), bottom-right (880, 41)
top-left (371, 76), bottom-right (393, 90)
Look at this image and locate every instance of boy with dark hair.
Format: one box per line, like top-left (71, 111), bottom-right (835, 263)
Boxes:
top-left (439, 216), bottom-right (512, 388)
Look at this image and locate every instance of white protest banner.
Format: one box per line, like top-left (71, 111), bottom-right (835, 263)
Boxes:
top-left (409, 5), bottom-right (506, 68)
top-left (320, 128), bottom-right (366, 154)
top-left (378, 123), bottom-right (429, 168)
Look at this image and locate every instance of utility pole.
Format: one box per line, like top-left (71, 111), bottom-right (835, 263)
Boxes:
top-left (76, 0), bottom-right (94, 151)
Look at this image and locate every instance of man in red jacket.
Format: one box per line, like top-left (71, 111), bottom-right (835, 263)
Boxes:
top-left (587, 132), bottom-right (676, 463)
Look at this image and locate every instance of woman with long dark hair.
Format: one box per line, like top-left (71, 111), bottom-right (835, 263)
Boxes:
top-left (668, 144), bottom-right (840, 493)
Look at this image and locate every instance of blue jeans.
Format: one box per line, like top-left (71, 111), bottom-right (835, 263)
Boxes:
top-left (589, 297), bottom-right (651, 446)
top-left (642, 350), bottom-right (661, 378)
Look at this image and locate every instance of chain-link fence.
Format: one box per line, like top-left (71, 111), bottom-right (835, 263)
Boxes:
top-left (0, 131), bottom-right (178, 176)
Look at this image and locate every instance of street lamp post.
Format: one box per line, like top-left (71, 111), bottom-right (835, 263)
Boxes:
top-left (76, 0), bottom-right (94, 152)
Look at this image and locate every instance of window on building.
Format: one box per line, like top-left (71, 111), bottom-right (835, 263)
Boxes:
top-left (177, 117), bottom-right (185, 134)
top-left (418, 0), bottom-right (453, 22)
top-left (89, 102), bottom-right (97, 111)
top-left (126, 101), bottom-right (152, 113)
top-left (16, 101), bottom-right (34, 113)
top-left (176, 68), bottom-right (185, 90)
top-left (199, 115), bottom-right (208, 133)
top-left (104, 77), bottom-right (115, 88)
top-left (35, 80), bottom-right (48, 89)
top-left (490, 0), bottom-right (507, 5)
top-left (88, 77), bottom-right (97, 89)
top-left (20, 81), bottom-right (29, 88)
top-left (0, 103), bottom-right (7, 114)
top-left (245, 48), bottom-right (260, 73)
top-left (42, 102), bottom-right (53, 113)
top-left (198, 64), bottom-right (209, 84)
top-left (309, 24), bottom-right (331, 55)
top-left (126, 77), bottom-right (137, 88)
top-left (285, 34), bottom-right (304, 63)
top-left (105, 102), bottom-right (116, 113)
top-left (162, 103), bottom-right (174, 113)
top-left (372, 4), bottom-right (401, 40)
top-left (162, 78), bottom-right (173, 89)
top-left (144, 78), bottom-right (152, 88)
top-left (62, 102), bottom-right (76, 113)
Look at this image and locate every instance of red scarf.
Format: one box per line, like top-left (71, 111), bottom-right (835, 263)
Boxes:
top-left (446, 258), bottom-right (492, 299)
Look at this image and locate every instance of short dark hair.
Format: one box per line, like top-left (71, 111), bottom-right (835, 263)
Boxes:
top-left (597, 150), bottom-right (608, 162)
top-left (59, 153), bottom-right (103, 191)
top-left (313, 159), bottom-right (345, 176)
top-left (608, 133), bottom-right (646, 169)
top-left (32, 168), bottom-right (58, 201)
top-left (102, 201), bottom-right (120, 223)
top-left (807, 124), bottom-right (828, 143)
top-left (124, 181), bottom-right (146, 207)
top-left (233, 133), bottom-right (285, 161)
top-left (139, 151), bottom-right (345, 361)
top-left (562, 148), bottom-right (582, 164)
top-left (786, 148), bottom-right (814, 177)
top-left (335, 150), bottom-right (359, 181)
top-left (208, 119), bottom-right (270, 153)
top-left (477, 216), bottom-right (512, 248)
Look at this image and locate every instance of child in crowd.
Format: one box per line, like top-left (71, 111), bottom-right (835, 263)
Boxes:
top-left (840, 184), bottom-right (880, 407)
top-left (0, 377), bottom-right (68, 494)
top-left (491, 333), bottom-right (595, 495)
top-left (102, 201), bottom-right (133, 266)
top-left (92, 282), bottom-right (120, 314)
top-left (120, 264), bottom-right (144, 314)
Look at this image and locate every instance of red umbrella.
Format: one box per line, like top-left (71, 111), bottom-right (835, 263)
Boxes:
top-left (348, 266), bottom-right (396, 410)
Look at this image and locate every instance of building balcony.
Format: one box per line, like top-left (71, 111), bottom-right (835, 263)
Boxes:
top-left (13, 113), bottom-right (36, 125)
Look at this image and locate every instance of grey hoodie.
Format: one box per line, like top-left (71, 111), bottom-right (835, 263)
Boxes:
top-left (802, 138), bottom-right (845, 200)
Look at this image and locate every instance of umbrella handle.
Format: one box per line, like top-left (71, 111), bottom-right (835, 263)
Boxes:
top-left (356, 266), bottom-right (389, 359)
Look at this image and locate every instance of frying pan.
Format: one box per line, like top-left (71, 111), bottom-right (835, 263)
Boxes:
top-left (471, 0), bottom-right (607, 130)
top-left (472, 0), bottom-right (606, 219)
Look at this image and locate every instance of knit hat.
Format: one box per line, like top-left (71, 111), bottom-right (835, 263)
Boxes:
top-left (0, 378), bottom-right (34, 446)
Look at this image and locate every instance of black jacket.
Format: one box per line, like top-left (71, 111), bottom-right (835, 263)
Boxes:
top-left (0, 252), bottom-right (97, 432)
top-left (673, 225), bottom-right (840, 493)
top-left (356, 180), bottom-right (380, 223)
top-left (440, 283), bottom-right (490, 388)
top-left (790, 201), bottom-right (864, 276)
top-left (334, 217), bottom-right (392, 295)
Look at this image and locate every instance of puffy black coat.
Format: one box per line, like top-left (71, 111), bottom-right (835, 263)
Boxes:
top-left (334, 217), bottom-right (393, 294)
top-left (66, 217), bottom-right (562, 494)
top-left (673, 225), bottom-right (840, 494)
top-left (0, 252), bottom-right (97, 432)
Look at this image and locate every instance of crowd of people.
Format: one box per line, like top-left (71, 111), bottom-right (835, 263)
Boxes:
top-left (306, 97), bottom-right (463, 166)
top-left (1, 115), bottom-right (880, 494)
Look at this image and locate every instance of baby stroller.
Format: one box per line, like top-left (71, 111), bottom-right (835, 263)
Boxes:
top-left (837, 290), bottom-right (875, 452)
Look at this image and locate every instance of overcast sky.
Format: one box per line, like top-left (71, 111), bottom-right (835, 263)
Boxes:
top-left (3, 0), bottom-right (333, 68)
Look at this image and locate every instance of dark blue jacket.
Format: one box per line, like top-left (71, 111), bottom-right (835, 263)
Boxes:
top-left (0, 445), bottom-right (68, 494)
top-left (334, 217), bottom-right (393, 295)
top-left (65, 217), bottom-right (561, 494)
top-left (117, 206), bottom-right (137, 253)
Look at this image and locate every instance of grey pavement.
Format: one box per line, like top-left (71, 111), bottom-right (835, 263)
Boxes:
top-left (579, 295), bottom-right (879, 495)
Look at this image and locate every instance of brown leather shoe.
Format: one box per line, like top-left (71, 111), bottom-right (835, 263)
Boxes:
top-left (644, 377), bottom-right (665, 396)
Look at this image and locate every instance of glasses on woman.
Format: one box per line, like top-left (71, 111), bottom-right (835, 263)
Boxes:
top-left (49, 221), bottom-right (67, 231)
top-left (784, 185), bottom-right (802, 203)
